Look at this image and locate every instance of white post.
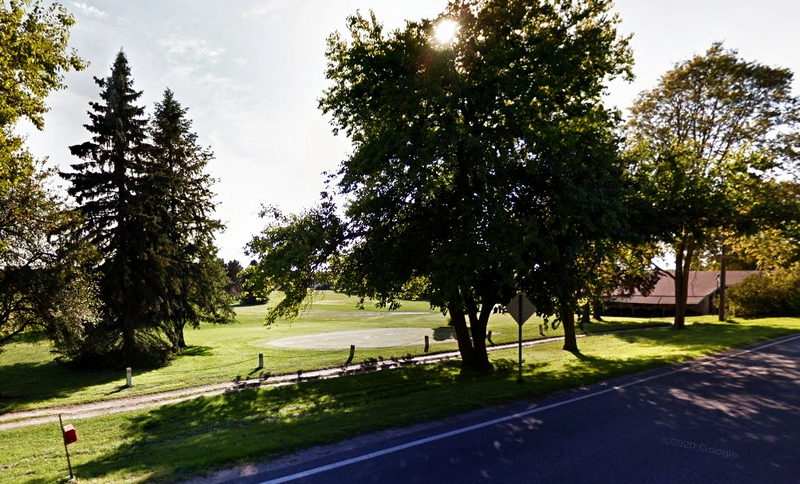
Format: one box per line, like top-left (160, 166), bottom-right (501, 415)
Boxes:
top-left (126, 367), bottom-right (132, 388)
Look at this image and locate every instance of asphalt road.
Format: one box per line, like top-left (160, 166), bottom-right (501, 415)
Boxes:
top-left (208, 333), bottom-right (800, 484)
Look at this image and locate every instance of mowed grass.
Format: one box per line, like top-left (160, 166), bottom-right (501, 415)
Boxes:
top-left (0, 291), bottom-right (664, 413)
top-left (1, 316), bottom-right (798, 483)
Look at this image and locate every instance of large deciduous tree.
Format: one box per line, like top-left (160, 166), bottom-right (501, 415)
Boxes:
top-left (627, 43), bottom-right (800, 329)
top-left (0, 0), bottom-right (94, 349)
top-left (0, 155), bottom-right (100, 349)
top-left (248, 0), bottom-right (633, 368)
top-left (713, 180), bottom-right (800, 274)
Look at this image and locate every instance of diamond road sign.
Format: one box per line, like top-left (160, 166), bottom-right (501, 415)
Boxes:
top-left (507, 293), bottom-right (536, 326)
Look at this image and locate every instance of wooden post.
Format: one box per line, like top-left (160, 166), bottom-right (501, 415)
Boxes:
top-left (258, 353), bottom-right (264, 369)
top-left (345, 344), bottom-right (355, 365)
top-left (424, 335), bottom-right (430, 352)
top-left (126, 367), bottom-right (132, 388)
top-left (487, 330), bottom-right (494, 346)
top-left (58, 414), bottom-right (74, 480)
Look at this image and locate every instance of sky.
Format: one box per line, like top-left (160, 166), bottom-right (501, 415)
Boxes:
top-left (18, 0), bottom-right (800, 263)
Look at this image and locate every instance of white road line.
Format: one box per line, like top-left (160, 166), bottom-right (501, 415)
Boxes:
top-left (258, 332), bottom-right (800, 484)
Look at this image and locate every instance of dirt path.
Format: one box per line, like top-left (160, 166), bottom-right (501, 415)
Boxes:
top-left (0, 328), bottom-right (660, 431)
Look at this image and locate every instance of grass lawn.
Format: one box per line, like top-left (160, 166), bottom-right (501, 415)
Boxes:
top-left (0, 291), bottom-right (665, 413)
top-left (1, 316), bottom-right (798, 483)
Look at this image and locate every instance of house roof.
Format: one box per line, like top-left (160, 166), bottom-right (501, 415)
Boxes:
top-left (610, 270), bottom-right (757, 306)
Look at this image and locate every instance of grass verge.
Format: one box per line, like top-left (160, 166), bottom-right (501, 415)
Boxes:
top-left (1, 317), bottom-right (798, 483)
top-left (0, 291), bottom-right (664, 412)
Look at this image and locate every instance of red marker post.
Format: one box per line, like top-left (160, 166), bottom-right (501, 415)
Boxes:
top-left (58, 414), bottom-right (77, 479)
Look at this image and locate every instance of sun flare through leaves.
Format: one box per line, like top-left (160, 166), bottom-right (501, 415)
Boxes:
top-left (433, 18), bottom-right (459, 45)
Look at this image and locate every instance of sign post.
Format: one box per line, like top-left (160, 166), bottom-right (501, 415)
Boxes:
top-left (58, 414), bottom-right (76, 480)
top-left (507, 293), bottom-right (536, 382)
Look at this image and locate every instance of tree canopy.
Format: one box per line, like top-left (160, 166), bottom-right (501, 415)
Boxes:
top-left (627, 43), bottom-right (800, 328)
top-left (0, 0), bottom-right (92, 349)
top-left (0, 0), bottom-right (84, 132)
top-left (248, 0), bottom-right (633, 369)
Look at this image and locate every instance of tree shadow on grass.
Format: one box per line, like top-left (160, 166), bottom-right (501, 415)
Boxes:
top-left (72, 349), bottom-right (694, 482)
top-left (177, 345), bottom-right (214, 357)
top-left (581, 320), bottom-right (671, 334)
top-left (0, 361), bottom-right (120, 413)
top-left (70, 329), bottom-right (800, 482)
top-left (74, 363), bottom-right (467, 481)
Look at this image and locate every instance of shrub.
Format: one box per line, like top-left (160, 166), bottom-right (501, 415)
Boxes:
top-left (729, 265), bottom-right (800, 317)
top-left (55, 323), bottom-right (174, 369)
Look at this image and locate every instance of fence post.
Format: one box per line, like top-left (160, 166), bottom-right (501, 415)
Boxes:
top-left (258, 353), bottom-right (264, 369)
top-left (424, 335), bottom-right (430, 352)
top-left (126, 367), bottom-right (132, 388)
top-left (346, 344), bottom-right (356, 365)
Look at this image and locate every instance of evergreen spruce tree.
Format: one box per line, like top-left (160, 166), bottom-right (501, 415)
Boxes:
top-left (62, 51), bottom-right (165, 366)
top-left (145, 89), bottom-right (233, 348)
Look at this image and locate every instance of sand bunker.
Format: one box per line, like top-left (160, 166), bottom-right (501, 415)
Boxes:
top-left (267, 327), bottom-right (454, 349)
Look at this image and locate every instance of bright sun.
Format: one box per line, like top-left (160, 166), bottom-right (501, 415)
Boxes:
top-left (433, 19), bottom-right (459, 45)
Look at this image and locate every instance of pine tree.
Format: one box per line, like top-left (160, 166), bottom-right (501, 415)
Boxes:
top-left (146, 89), bottom-right (232, 349)
top-left (62, 51), bottom-right (163, 366)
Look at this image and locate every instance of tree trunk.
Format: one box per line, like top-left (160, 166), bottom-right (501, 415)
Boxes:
top-left (673, 239), bottom-right (695, 330)
top-left (718, 237), bottom-right (727, 321)
top-left (579, 303), bottom-right (591, 329)
top-left (673, 251), bottom-right (686, 329)
top-left (448, 303), bottom-right (476, 367)
top-left (176, 322), bottom-right (187, 349)
top-left (122, 311), bottom-right (136, 366)
top-left (465, 296), bottom-right (493, 371)
top-left (560, 302), bottom-right (579, 352)
top-left (591, 300), bottom-right (604, 321)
